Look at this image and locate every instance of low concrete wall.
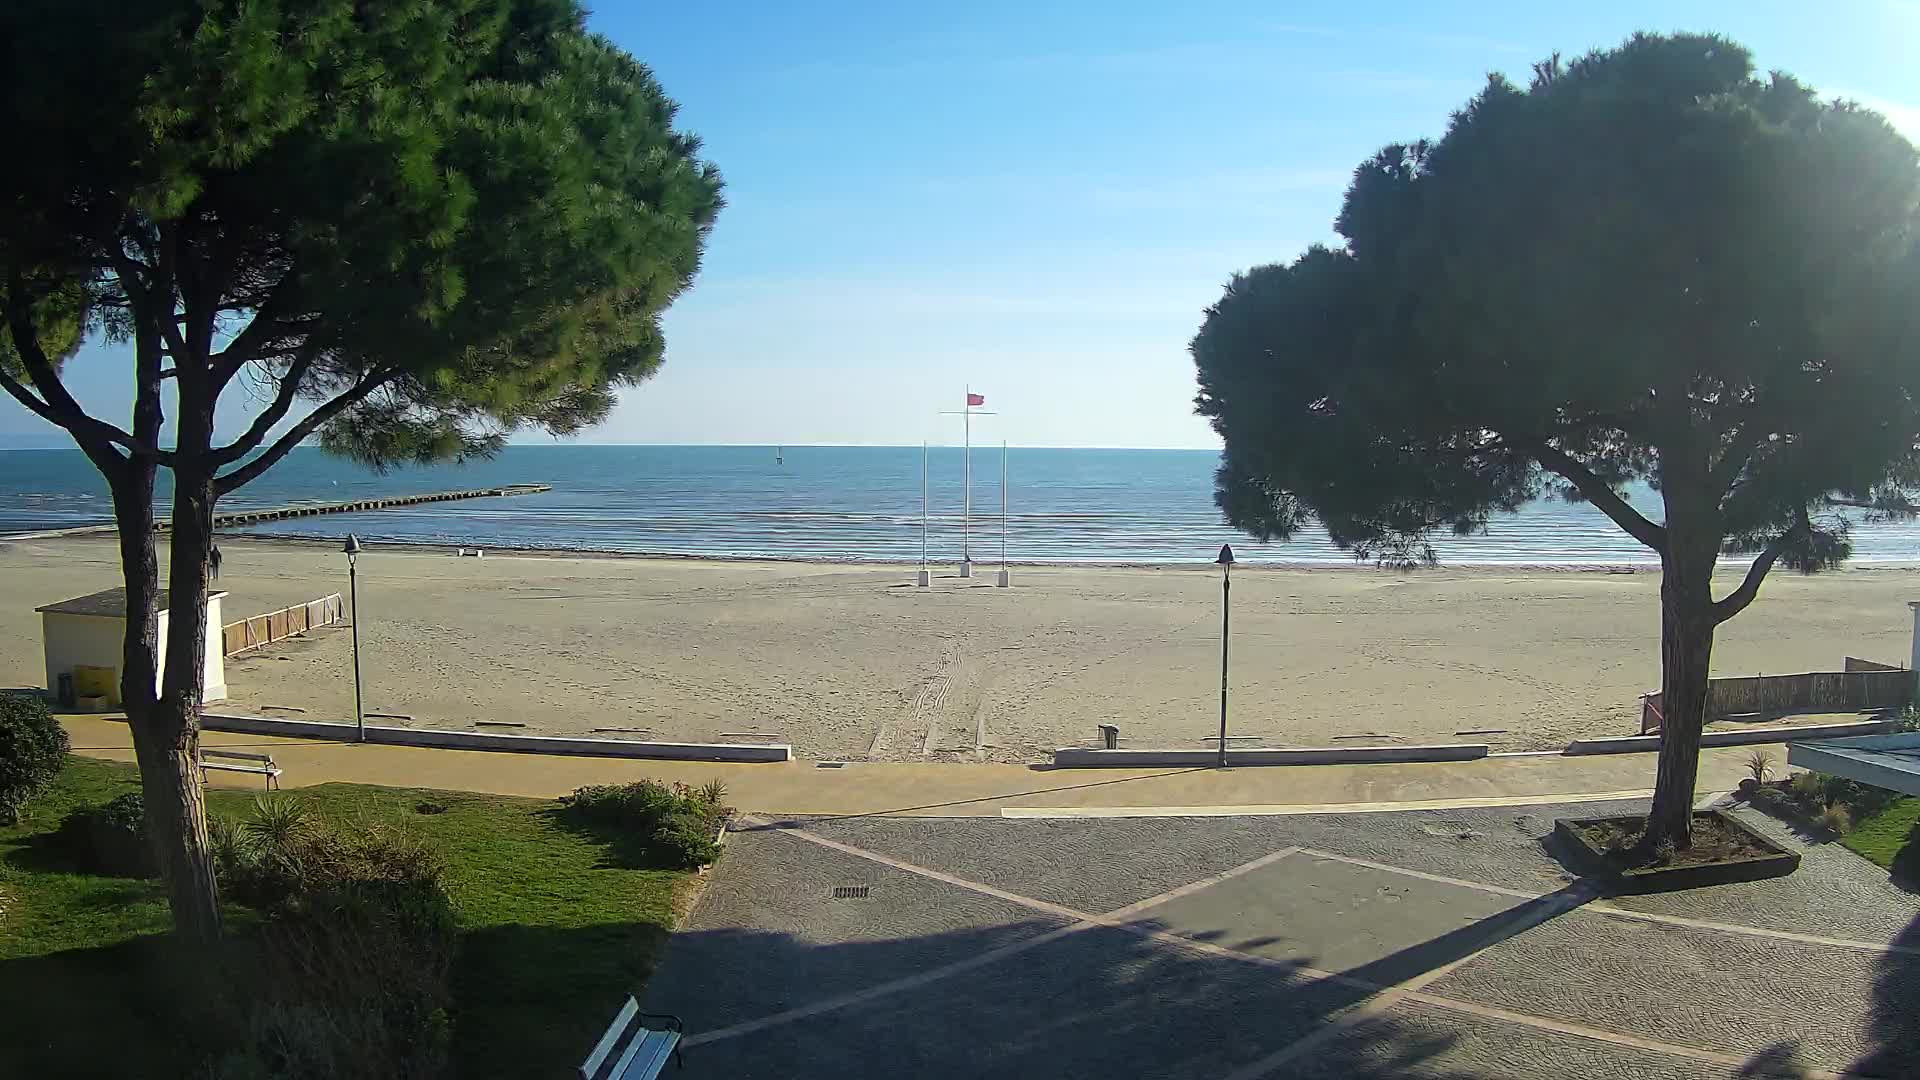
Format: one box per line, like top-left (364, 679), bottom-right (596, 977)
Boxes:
top-left (197, 712), bottom-right (791, 762)
top-left (1051, 744), bottom-right (1490, 768)
top-left (1566, 718), bottom-right (1895, 756)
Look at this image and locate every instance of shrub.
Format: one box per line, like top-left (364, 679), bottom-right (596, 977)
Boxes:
top-left (1897, 703), bottom-right (1920, 734)
top-left (1820, 775), bottom-right (1903, 820)
top-left (218, 796), bottom-right (447, 911)
top-left (211, 813), bottom-right (456, 1080)
top-left (55, 791), bottom-right (155, 877)
top-left (561, 779), bottom-right (726, 869)
top-left (1819, 804), bottom-right (1854, 836)
top-left (1789, 770), bottom-right (1827, 807)
top-left (0, 694), bottom-right (69, 824)
top-left (1745, 750), bottom-right (1775, 785)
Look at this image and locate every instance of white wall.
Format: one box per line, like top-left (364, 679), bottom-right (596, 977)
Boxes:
top-left (42, 612), bottom-right (132, 701)
top-left (42, 598), bottom-right (227, 705)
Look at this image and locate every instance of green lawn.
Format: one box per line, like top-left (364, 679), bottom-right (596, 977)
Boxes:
top-left (0, 757), bottom-right (696, 1078)
top-left (1843, 795), bottom-right (1920, 873)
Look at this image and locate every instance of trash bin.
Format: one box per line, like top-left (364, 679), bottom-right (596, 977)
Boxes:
top-left (56, 672), bottom-right (76, 708)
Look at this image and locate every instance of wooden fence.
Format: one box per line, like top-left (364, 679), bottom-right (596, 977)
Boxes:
top-left (1640, 659), bottom-right (1916, 733)
top-left (222, 594), bottom-right (345, 657)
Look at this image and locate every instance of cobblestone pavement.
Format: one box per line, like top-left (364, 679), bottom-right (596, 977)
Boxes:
top-left (644, 799), bottom-right (1919, 1079)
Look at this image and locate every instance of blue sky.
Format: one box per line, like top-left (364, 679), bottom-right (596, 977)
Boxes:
top-left (4, 0), bottom-right (1916, 450)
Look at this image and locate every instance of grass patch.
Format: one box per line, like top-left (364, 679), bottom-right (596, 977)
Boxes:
top-left (1, 757), bottom-right (697, 1078)
top-left (1843, 796), bottom-right (1920, 873)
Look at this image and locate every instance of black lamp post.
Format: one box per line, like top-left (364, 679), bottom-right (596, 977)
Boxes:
top-left (343, 534), bottom-right (365, 743)
top-left (1216, 543), bottom-right (1235, 767)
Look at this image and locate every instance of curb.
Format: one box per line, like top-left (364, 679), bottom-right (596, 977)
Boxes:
top-left (1050, 744), bottom-right (1490, 768)
top-left (1565, 719), bottom-right (1893, 756)
top-left (194, 711), bottom-right (792, 763)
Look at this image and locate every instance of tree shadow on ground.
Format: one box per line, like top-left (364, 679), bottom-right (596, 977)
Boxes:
top-left (646, 846), bottom-right (1918, 1079)
top-left (1848, 911), bottom-right (1920, 1079)
top-left (0, 936), bottom-right (251, 1078)
top-left (643, 918), bottom-right (1469, 1079)
top-left (537, 805), bottom-right (693, 871)
top-left (453, 921), bottom-right (675, 1080)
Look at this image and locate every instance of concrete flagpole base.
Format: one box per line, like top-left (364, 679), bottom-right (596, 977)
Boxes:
top-left (996, 569), bottom-right (1011, 588)
top-left (916, 569), bottom-right (931, 587)
top-left (959, 560), bottom-right (972, 579)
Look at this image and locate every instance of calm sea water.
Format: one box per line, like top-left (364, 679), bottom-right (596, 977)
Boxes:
top-left (4, 444), bottom-right (1918, 565)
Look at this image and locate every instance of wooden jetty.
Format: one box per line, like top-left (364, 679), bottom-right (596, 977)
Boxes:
top-left (189, 483), bottom-right (551, 531)
top-left (2, 484), bottom-right (550, 541)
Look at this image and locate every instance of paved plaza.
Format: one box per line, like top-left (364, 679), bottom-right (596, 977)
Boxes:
top-left (647, 799), bottom-right (1920, 1079)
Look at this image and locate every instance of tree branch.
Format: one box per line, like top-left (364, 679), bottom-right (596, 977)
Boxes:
top-left (109, 249), bottom-right (191, 366)
top-left (1711, 509), bottom-right (1809, 625)
top-left (213, 369), bottom-right (394, 495)
top-left (2, 282), bottom-right (146, 464)
top-left (210, 350), bottom-right (316, 466)
top-left (1519, 437), bottom-right (1668, 553)
top-left (209, 286), bottom-right (300, 389)
top-left (1709, 421), bottom-right (1766, 498)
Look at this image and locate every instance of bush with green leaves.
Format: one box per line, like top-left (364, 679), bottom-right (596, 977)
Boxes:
top-left (0, 693), bottom-right (69, 824)
top-left (215, 795), bottom-right (447, 911)
top-left (560, 778), bottom-right (728, 869)
top-left (57, 791), bottom-right (154, 877)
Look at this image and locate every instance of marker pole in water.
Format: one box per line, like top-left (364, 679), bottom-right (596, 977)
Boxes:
top-left (997, 441), bottom-right (1011, 587)
top-left (917, 442), bottom-right (931, 587)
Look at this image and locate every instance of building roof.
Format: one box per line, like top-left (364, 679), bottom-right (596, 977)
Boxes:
top-left (35, 587), bottom-right (228, 618)
top-left (1787, 732), bottom-right (1920, 797)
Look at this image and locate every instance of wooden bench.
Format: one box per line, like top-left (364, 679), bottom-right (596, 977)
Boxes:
top-left (581, 997), bottom-right (683, 1080)
top-left (198, 748), bottom-right (282, 790)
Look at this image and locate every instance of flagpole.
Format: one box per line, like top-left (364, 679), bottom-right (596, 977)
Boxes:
top-left (962, 385), bottom-right (972, 578)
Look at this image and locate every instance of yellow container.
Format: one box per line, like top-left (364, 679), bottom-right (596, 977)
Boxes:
top-left (72, 665), bottom-right (120, 707)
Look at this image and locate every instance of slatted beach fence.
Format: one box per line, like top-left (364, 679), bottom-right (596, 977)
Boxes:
top-left (1640, 658), bottom-right (1916, 732)
top-left (223, 594), bottom-right (345, 657)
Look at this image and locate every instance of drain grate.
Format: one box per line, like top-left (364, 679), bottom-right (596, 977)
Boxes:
top-left (816, 761), bottom-right (847, 769)
top-left (831, 885), bottom-right (871, 900)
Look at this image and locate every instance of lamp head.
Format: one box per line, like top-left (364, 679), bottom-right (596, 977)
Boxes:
top-left (1216, 543), bottom-right (1236, 566)
top-left (342, 534), bottom-right (363, 557)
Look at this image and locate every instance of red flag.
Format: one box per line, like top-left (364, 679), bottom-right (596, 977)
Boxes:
top-left (966, 392), bottom-right (985, 406)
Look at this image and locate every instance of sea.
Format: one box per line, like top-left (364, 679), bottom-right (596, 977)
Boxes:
top-left (4, 444), bottom-right (1919, 565)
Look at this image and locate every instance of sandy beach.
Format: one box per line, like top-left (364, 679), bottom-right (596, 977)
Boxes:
top-left (3, 534), bottom-right (1916, 761)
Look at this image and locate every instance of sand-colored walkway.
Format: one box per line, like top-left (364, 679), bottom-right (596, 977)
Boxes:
top-left (62, 714), bottom-right (1770, 818)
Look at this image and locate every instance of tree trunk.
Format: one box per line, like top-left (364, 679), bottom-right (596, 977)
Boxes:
top-left (109, 451), bottom-right (221, 940)
top-left (154, 447), bottom-right (223, 941)
top-left (1645, 539), bottom-right (1719, 849)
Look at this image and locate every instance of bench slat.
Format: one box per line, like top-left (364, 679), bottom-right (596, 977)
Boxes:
top-left (616, 1030), bottom-right (679, 1080)
top-left (201, 762), bottom-right (280, 774)
top-left (582, 995), bottom-right (640, 1079)
top-left (202, 749), bottom-right (274, 764)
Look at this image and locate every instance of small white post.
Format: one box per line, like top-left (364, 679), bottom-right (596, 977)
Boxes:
top-left (1908, 601), bottom-right (1920, 671)
top-left (996, 441), bottom-right (1010, 588)
top-left (917, 442), bottom-right (931, 587)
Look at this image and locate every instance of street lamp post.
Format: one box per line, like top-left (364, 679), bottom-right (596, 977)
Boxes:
top-left (343, 534), bottom-right (365, 743)
top-left (1216, 543), bottom-right (1235, 768)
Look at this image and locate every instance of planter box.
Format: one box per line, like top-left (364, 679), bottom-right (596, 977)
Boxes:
top-left (1553, 810), bottom-right (1800, 893)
